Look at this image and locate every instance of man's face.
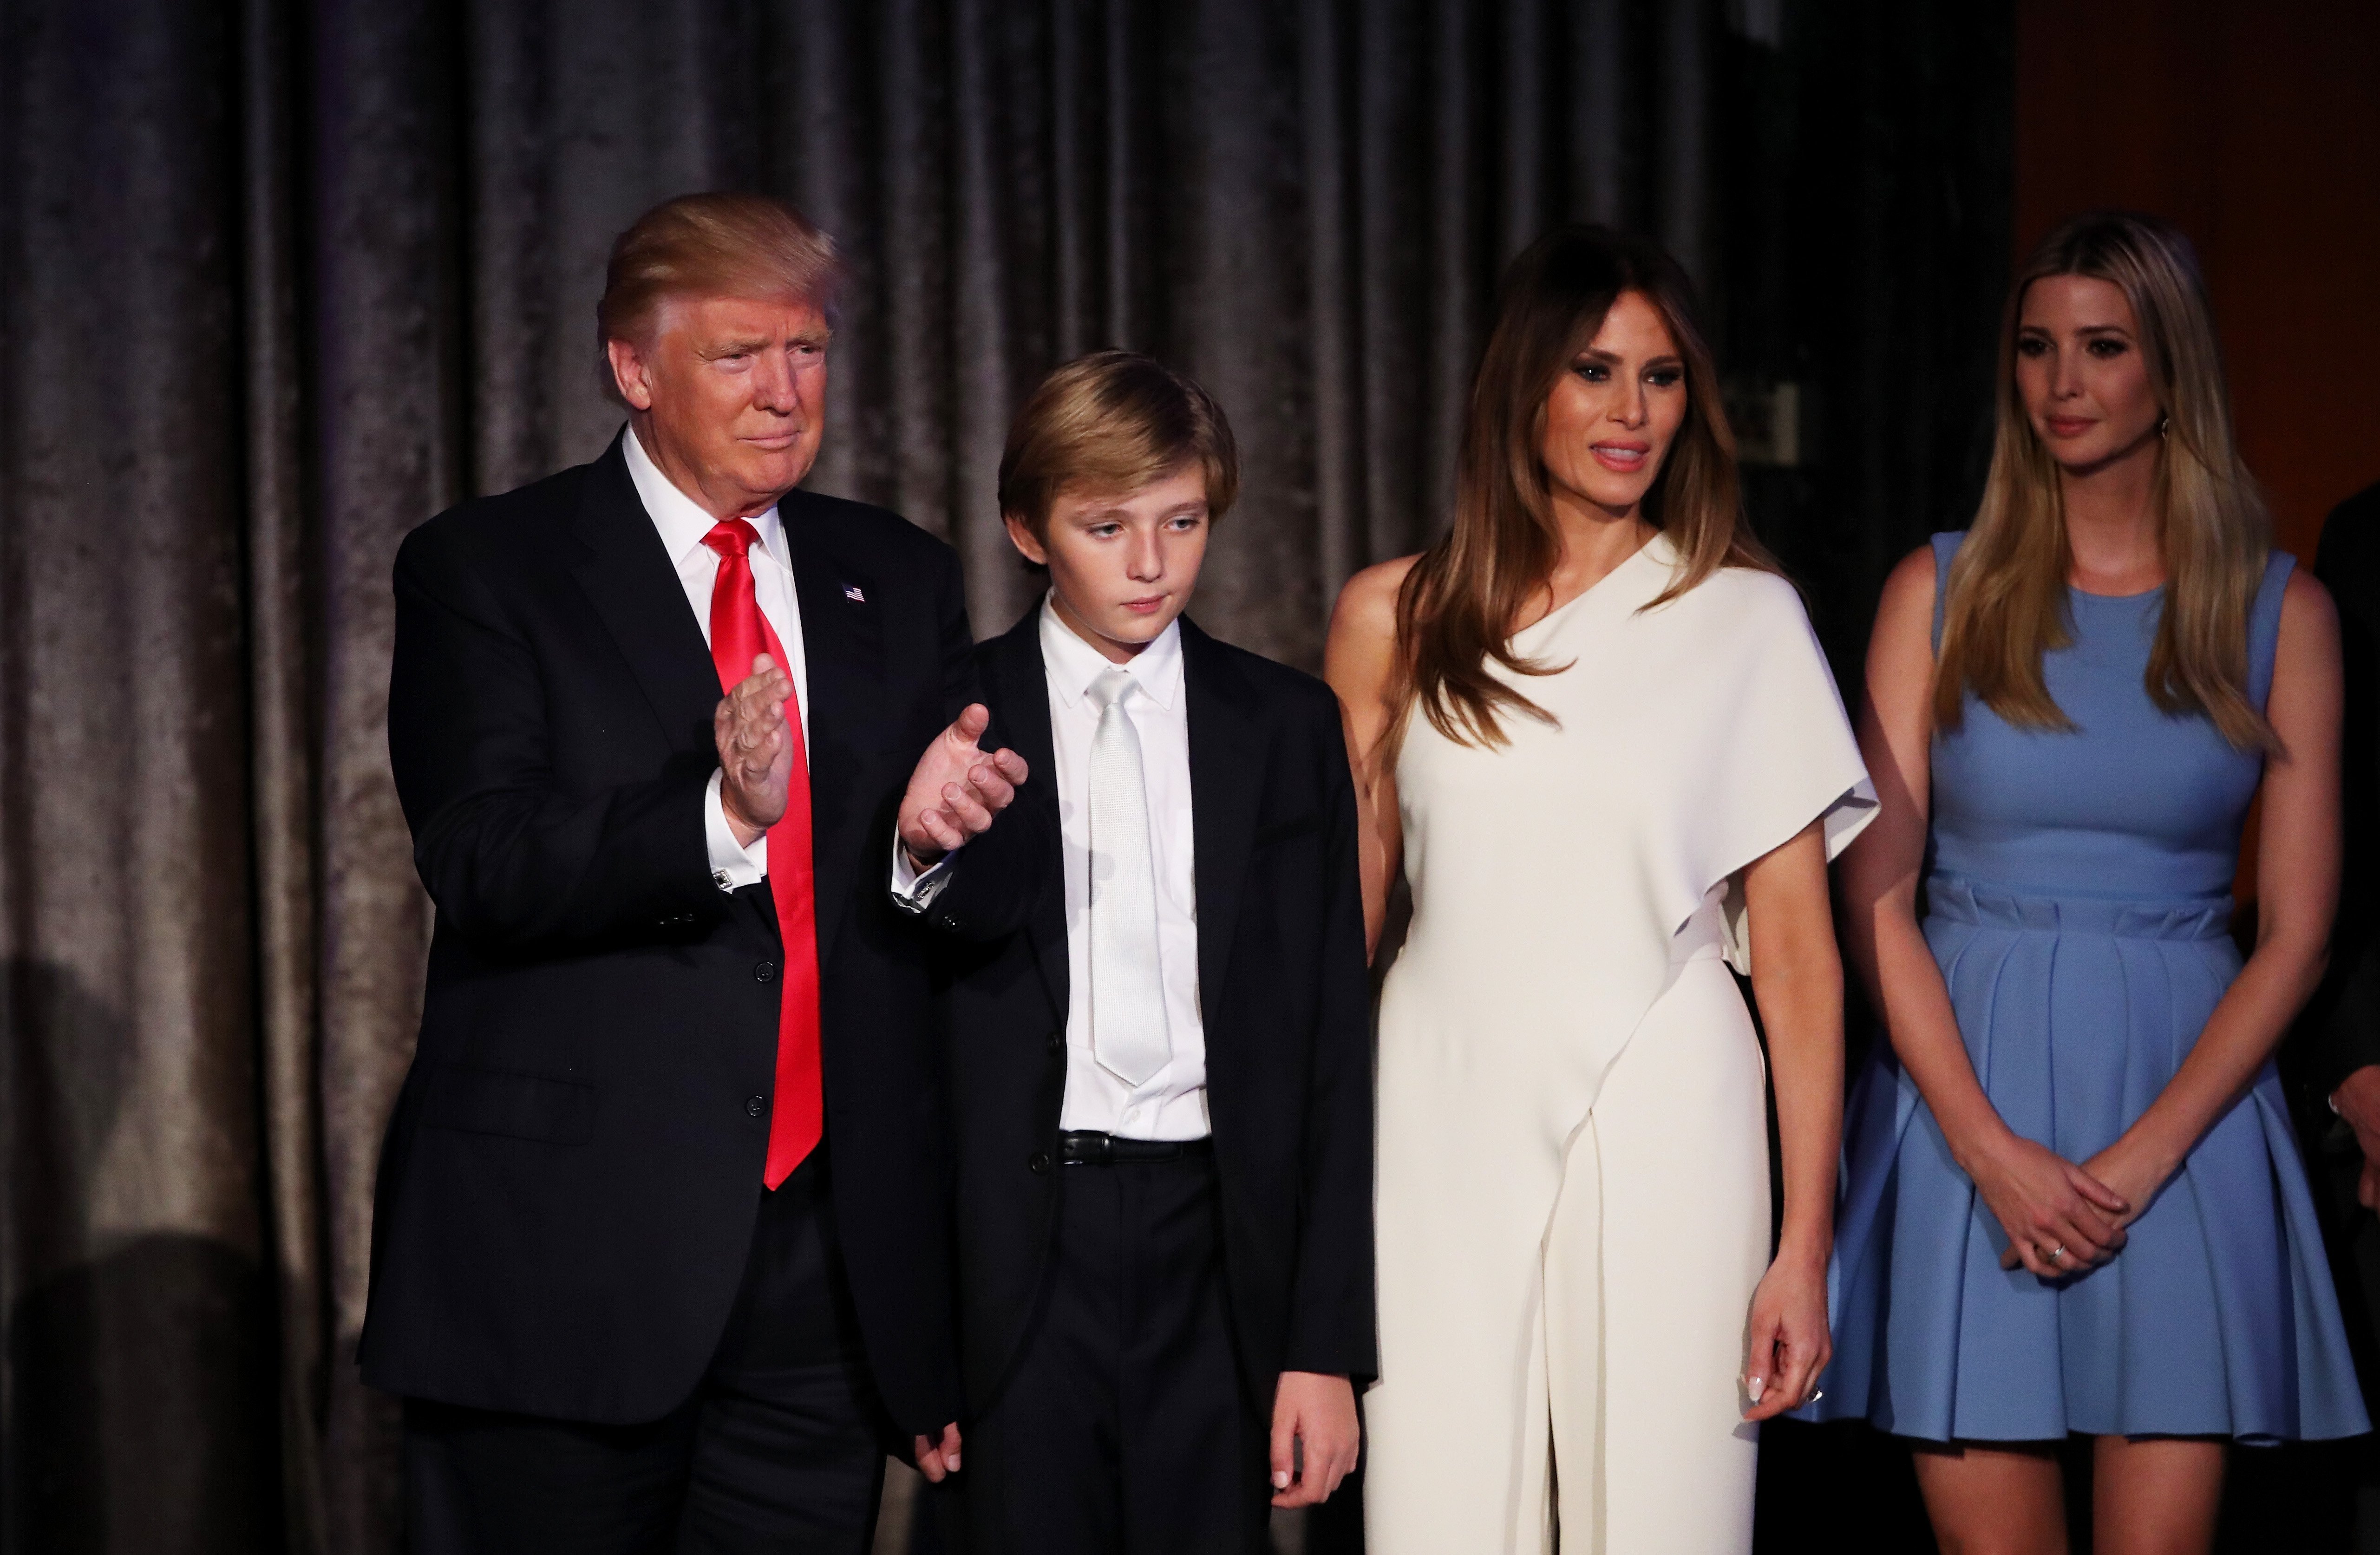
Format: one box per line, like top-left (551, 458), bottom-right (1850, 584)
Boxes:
top-left (1004, 465), bottom-right (1211, 662)
top-left (606, 293), bottom-right (830, 519)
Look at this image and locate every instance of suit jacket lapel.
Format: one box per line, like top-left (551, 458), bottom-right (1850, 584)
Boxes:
top-left (985, 609), bottom-right (1071, 1027)
top-left (1182, 619), bottom-right (1262, 1032)
top-left (781, 490), bottom-right (887, 973)
top-left (566, 434), bottom-right (722, 753)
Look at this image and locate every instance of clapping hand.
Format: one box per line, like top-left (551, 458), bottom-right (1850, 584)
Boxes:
top-left (714, 653), bottom-right (796, 845)
top-left (898, 704), bottom-right (1029, 868)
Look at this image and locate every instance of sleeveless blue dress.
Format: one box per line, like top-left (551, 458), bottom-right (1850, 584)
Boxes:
top-left (1810, 532), bottom-right (2368, 1443)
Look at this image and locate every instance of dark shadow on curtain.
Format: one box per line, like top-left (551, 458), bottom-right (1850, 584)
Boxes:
top-left (8, 1236), bottom-right (277, 1555)
top-left (1, 960), bottom-right (278, 1555)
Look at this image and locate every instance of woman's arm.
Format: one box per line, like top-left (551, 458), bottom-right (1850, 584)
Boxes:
top-left (2084, 571), bottom-right (2344, 1213)
top-left (1738, 819), bottom-right (1840, 1418)
top-left (1842, 545), bottom-right (2129, 1279)
top-left (1323, 556), bottom-right (1419, 960)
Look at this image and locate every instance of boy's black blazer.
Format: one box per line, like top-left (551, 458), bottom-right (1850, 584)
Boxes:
top-left (920, 607), bottom-right (1378, 1412)
top-left (361, 434), bottom-right (968, 1434)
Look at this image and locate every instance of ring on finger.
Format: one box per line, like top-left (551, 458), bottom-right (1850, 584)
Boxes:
top-left (2047, 1244), bottom-right (2066, 1265)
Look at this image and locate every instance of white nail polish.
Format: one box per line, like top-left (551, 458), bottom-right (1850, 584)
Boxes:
top-left (1746, 1376), bottom-right (1765, 1404)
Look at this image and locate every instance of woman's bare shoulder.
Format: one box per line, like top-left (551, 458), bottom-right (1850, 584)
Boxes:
top-left (1325, 554), bottom-right (1420, 697)
top-left (1866, 542), bottom-right (1941, 643)
top-left (2275, 564), bottom-right (2341, 665)
top-left (1881, 541), bottom-right (1939, 607)
top-left (1332, 555), bottom-right (1420, 630)
top-left (2280, 563), bottom-right (2337, 625)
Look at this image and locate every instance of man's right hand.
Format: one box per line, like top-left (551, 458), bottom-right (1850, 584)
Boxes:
top-left (2333, 1065), bottom-right (2380, 1209)
top-left (715, 653), bottom-right (795, 845)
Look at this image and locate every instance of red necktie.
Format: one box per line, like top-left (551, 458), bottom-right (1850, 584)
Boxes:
top-left (704, 518), bottom-right (822, 1189)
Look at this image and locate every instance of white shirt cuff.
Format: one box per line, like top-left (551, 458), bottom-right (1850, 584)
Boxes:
top-left (889, 834), bottom-right (958, 913)
top-left (704, 770), bottom-right (768, 892)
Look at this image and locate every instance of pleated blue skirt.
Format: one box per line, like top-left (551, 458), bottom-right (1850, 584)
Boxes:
top-left (1811, 876), bottom-right (2369, 1443)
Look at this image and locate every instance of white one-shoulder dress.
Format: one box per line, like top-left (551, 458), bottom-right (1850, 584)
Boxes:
top-left (1365, 536), bottom-right (1874, 1554)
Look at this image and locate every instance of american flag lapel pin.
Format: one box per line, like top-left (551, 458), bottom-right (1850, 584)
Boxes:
top-left (843, 584), bottom-right (866, 603)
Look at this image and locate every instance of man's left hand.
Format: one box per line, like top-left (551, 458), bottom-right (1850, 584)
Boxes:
top-left (899, 704), bottom-right (1028, 868)
top-left (1269, 1371), bottom-right (1359, 1509)
top-left (2334, 1065), bottom-right (2380, 1209)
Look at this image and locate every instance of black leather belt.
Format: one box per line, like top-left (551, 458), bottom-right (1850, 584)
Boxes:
top-left (1057, 1130), bottom-right (1214, 1166)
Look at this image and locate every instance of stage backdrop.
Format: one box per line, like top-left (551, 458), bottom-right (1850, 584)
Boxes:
top-left (0, 2), bottom-right (2009, 1550)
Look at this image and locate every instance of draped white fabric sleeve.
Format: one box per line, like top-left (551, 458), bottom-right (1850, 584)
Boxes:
top-left (1648, 568), bottom-right (1877, 972)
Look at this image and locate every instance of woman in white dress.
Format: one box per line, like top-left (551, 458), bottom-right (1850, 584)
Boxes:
top-left (1325, 226), bottom-right (1876, 1553)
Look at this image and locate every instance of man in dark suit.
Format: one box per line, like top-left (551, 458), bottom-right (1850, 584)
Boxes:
top-left (891, 353), bottom-right (1376, 1553)
top-left (364, 193), bottom-right (1023, 1553)
top-left (2296, 480), bottom-right (2380, 1385)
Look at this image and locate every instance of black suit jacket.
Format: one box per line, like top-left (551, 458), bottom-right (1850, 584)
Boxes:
top-left (917, 608), bottom-right (1377, 1413)
top-left (361, 434), bottom-right (967, 1433)
top-left (2304, 481), bottom-right (2380, 1092)
top-left (2283, 480), bottom-right (2380, 1432)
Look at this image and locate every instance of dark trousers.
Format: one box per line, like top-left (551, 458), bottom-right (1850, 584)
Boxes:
top-left (961, 1145), bottom-right (1270, 1555)
top-left (402, 1156), bottom-right (887, 1555)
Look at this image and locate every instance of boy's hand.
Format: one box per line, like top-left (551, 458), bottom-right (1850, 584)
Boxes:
top-left (913, 1421), bottom-right (962, 1482)
top-left (1269, 1371), bottom-right (1359, 1508)
top-left (899, 703), bottom-right (1029, 867)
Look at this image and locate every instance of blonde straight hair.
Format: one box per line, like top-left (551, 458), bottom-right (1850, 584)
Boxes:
top-left (1391, 225), bottom-right (1777, 756)
top-left (1934, 211), bottom-right (2274, 750)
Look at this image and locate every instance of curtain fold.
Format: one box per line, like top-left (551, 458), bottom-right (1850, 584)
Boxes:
top-left (0, 3), bottom-right (2011, 1549)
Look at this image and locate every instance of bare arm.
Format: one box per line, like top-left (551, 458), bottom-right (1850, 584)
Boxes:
top-left (1737, 820), bottom-right (1841, 1418)
top-left (2081, 571), bottom-right (2343, 1214)
top-left (1323, 556), bottom-right (1419, 960)
top-left (1839, 545), bottom-right (2129, 1279)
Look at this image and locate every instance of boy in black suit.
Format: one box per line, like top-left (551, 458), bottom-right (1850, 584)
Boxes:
top-left (890, 353), bottom-right (1375, 1553)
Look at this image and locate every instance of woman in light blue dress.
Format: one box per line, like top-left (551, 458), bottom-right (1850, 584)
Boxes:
top-left (1813, 210), bottom-right (2367, 1551)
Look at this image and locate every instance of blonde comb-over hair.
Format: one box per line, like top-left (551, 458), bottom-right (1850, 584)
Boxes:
top-left (595, 192), bottom-right (845, 404)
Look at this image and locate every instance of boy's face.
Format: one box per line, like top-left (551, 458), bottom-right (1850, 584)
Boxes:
top-left (1004, 464), bottom-right (1210, 662)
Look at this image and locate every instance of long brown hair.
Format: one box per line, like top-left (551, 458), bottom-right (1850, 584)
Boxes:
top-left (1391, 225), bottom-right (1777, 754)
top-left (1934, 211), bottom-right (2274, 749)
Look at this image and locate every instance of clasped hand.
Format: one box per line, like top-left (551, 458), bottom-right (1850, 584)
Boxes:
top-left (1974, 1129), bottom-right (2167, 1279)
top-left (714, 659), bottom-right (1028, 857)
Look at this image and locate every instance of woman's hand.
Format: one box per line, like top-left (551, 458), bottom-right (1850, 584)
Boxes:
top-left (2075, 1132), bottom-right (2177, 1236)
top-left (1741, 1247), bottom-right (1831, 1420)
top-left (1968, 1129), bottom-right (2130, 1278)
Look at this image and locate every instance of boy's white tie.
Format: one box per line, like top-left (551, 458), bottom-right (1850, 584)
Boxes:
top-left (1086, 666), bottom-right (1171, 1087)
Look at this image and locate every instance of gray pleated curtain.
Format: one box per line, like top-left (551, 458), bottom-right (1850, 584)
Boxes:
top-left (0, 2), bottom-right (2009, 1550)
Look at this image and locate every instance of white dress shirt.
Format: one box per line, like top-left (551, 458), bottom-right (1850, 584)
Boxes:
top-left (1041, 601), bottom-right (1210, 1140)
top-left (621, 425), bottom-right (807, 892)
